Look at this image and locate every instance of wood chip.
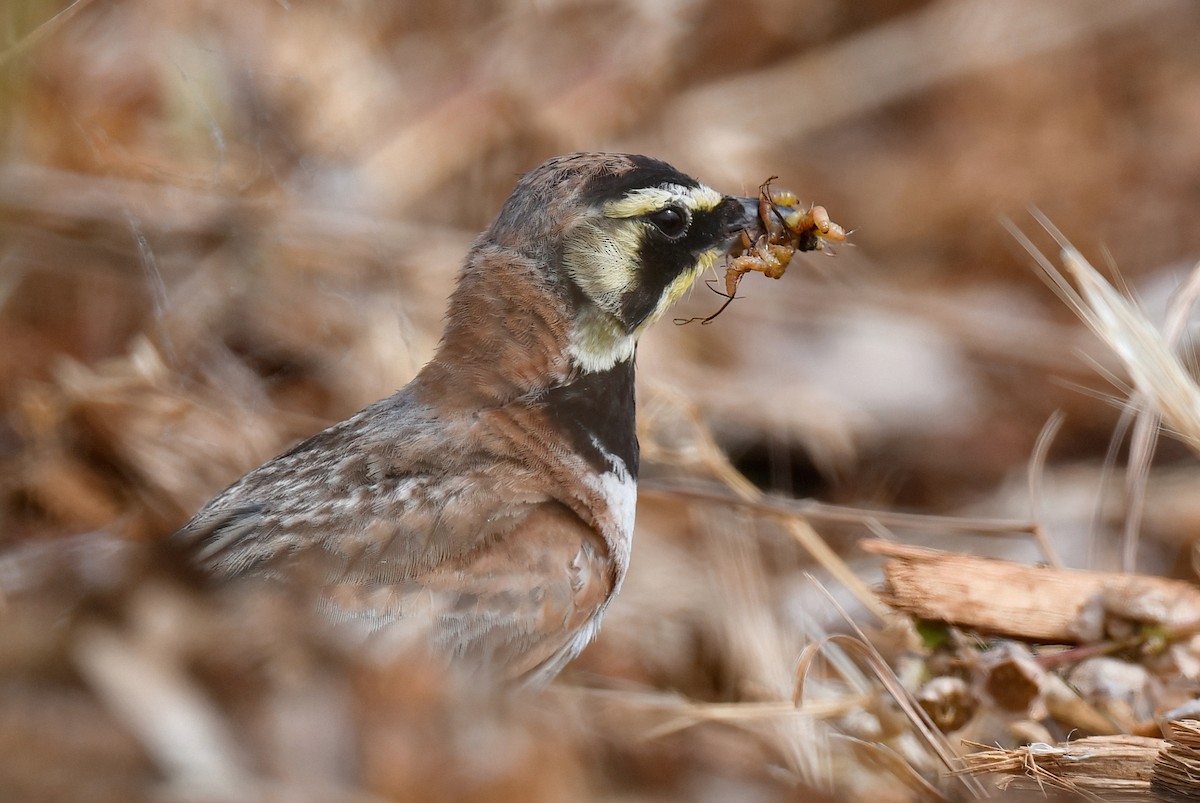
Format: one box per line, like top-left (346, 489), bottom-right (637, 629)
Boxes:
top-left (1152, 719), bottom-right (1200, 802)
top-left (861, 539), bottom-right (1200, 643)
top-left (963, 735), bottom-right (1162, 800)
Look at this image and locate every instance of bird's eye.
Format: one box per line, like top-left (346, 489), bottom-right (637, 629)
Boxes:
top-left (647, 206), bottom-right (688, 238)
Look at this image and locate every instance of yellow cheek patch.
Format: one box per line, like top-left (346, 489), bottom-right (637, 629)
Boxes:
top-left (563, 222), bottom-right (642, 312)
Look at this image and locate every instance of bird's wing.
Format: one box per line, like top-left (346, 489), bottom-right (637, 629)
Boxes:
top-left (173, 397), bottom-right (550, 581)
top-left (175, 406), bottom-right (616, 684)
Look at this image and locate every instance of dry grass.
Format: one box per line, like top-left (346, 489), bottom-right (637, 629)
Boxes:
top-left (4, 0), bottom-right (1200, 800)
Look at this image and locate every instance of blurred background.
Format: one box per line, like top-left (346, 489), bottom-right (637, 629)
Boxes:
top-left (3, 0), bottom-right (1200, 800)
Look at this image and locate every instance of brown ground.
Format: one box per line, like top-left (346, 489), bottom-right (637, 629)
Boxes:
top-left (3, 1), bottom-right (1200, 800)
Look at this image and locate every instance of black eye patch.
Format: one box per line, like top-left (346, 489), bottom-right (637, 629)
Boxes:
top-left (646, 206), bottom-right (689, 238)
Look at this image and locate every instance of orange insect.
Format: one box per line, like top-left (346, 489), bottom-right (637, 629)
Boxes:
top-left (678, 178), bottom-right (847, 324)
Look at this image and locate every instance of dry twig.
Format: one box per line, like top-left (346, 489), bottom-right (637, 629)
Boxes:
top-left (863, 539), bottom-right (1200, 644)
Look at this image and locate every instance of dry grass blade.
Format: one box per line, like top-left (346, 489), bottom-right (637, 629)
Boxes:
top-left (639, 388), bottom-right (890, 620)
top-left (1027, 409), bottom-right (1066, 568)
top-left (1013, 212), bottom-right (1200, 571)
top-left (793, 633), bottom-right (979, 801)
top-left (640, 482), bottom-right (1040, 538)
top-left (561, 688), bottom-right (867, 742)
top-left (1057, 244), bottom-right (1200, 455)
top-left (796, 581), bottom-right (990, 799)
top-left (1123, 394), bottom-right (1159, 573)
top-left (835, 733), bottom-right (954, 803)
top-left (639, 699), bottom-right (862, 741)
top-left (1120, 262), bottom-right (1200, 573)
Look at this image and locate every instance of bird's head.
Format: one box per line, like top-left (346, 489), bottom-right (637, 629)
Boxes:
top-left (428, 153), bottom-right (759, 400)
top-left (488, 153), bottom-right (757, 373)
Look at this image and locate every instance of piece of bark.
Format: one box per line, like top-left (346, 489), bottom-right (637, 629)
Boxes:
top-left (861, 540), bottom-right (1200, 644)
top-left (1152, 719), bottom-right (1200, 803)
top-left (964, 735), bottom-right (1162, 801)
top-left (965, 722), bottom-right (1200, 802)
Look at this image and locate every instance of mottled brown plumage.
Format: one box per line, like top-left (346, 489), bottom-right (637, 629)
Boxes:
top-left (176, 153), bottom-right (758, 686)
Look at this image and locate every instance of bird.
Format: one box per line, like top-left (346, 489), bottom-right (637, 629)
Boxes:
top-left (175, 153), bottom-right (762, 687)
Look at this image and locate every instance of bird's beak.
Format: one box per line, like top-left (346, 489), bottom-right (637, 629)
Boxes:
top-left (722, 196), bottom-right (766, 255)
top-left (735, 196), bottom-right (762, 227)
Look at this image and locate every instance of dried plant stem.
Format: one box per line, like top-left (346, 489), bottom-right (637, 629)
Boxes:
top-left (639, 393), bottom-right (891, 620)
top-left (640, 482), bottom-right (1039, 538)
top-left (1027, 410), bottom-right (1066, 568)
top-left (1011, 210), bottom-right (1200, 573)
